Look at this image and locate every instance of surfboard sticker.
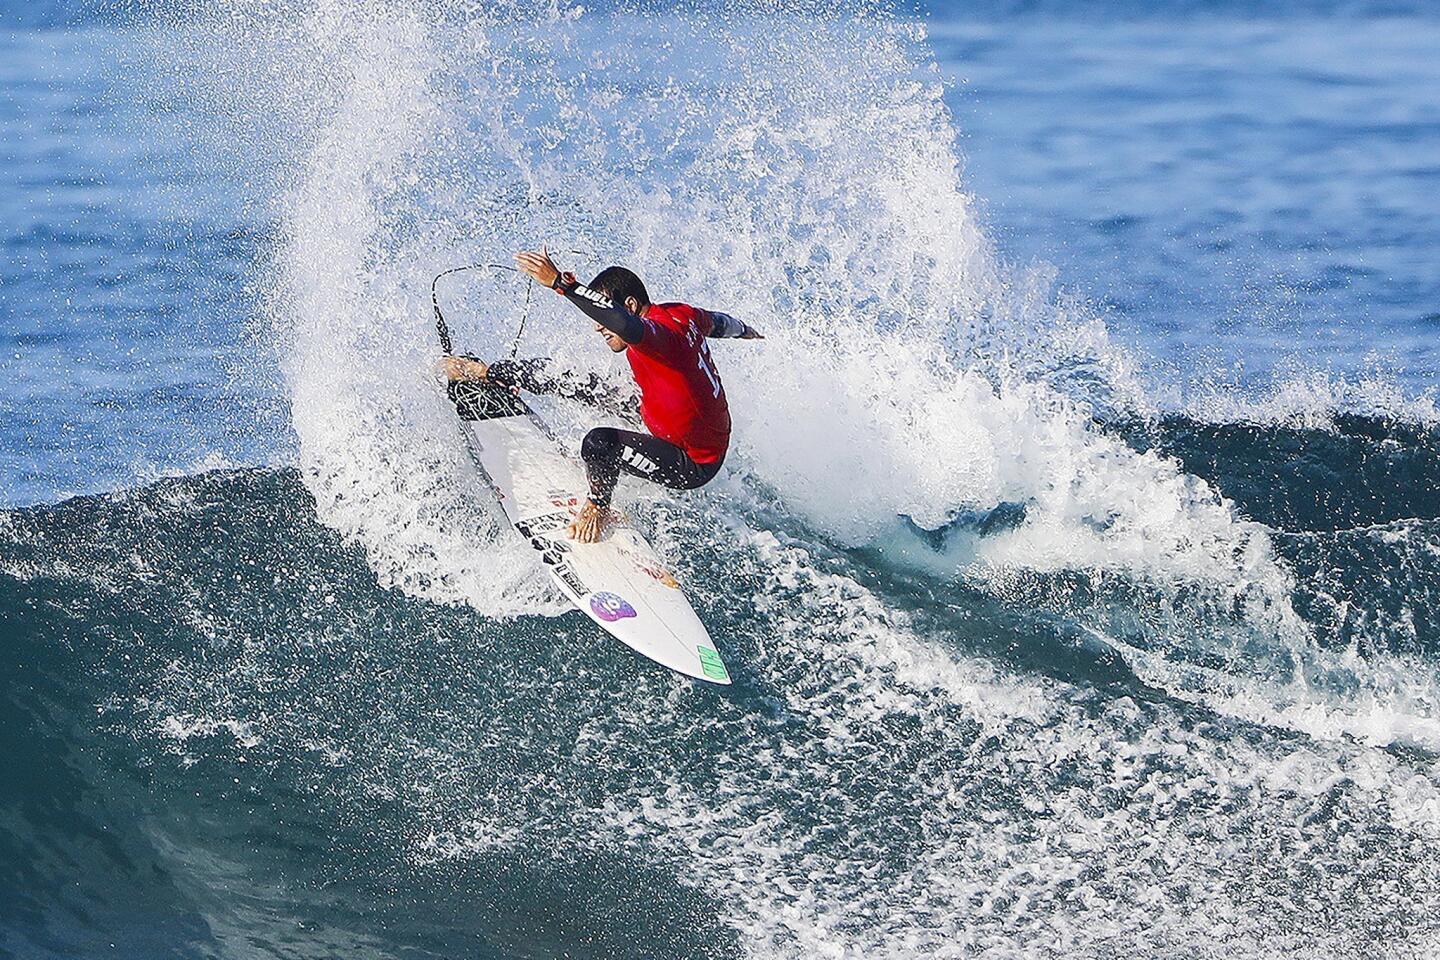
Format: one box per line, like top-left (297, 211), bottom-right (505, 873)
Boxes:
top-left (589, 591), bottom-right (637, 622)
top-left (696, 646), bottom-right (730, 682)
top-left (448, 380), bottom-right (731, 684)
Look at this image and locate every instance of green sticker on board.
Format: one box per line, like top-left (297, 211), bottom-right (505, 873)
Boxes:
top-left (696, 645), bottom-right (729, 681)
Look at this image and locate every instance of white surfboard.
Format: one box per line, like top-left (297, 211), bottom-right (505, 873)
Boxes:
top-left (447, 379), bottom-right (731, 684)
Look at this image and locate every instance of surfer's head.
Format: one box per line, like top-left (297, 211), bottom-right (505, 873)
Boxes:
top-left (591, 266), bottom-right (649, 352)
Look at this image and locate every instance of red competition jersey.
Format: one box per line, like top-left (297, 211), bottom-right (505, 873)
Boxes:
top-left (627, 303), bottom-right (732, 464)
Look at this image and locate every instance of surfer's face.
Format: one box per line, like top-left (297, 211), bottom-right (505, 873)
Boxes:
top-left (595, 322), bottom-right (629, 352)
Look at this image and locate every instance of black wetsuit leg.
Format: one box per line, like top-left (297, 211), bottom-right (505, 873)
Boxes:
top-left (580, 427), bottom-right (722, 508)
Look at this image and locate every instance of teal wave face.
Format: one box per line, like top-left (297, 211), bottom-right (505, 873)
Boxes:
top-left (2, 428), bottom-right (1438, 957)
top-left (1116, 413), bottom-right (1440, 535)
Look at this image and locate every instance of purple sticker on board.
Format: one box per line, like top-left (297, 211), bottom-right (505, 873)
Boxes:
top-left (590, 591), bottom-right (637, 622)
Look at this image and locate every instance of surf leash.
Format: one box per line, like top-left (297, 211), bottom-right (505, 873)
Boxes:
top-left (430, 250), bottom-right (594, 359)
top-left (430, 262), bottom-right (526, 357)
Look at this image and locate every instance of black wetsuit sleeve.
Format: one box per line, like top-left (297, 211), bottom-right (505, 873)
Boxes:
top-left (487, 358), bottom-right (639, 416)
top-left (554, 277), bottom-right (646, 344)
top-left (705, 310), bottom-right (749, 339)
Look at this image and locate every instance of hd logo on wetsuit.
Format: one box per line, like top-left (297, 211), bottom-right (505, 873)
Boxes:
top-left (620, 446), bottom-right (659, 474)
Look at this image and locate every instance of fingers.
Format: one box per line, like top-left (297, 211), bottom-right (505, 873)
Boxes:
top-left (514, 249), bottom-right (559, 285)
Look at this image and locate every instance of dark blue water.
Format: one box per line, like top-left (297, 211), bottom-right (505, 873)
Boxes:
top-left (0, 24), bottom-right (287, 507)
top-left (3, 2), bottom-right (1440, 958)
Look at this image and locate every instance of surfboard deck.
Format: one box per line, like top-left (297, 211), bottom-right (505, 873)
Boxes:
top-left (447, 379), bottom-right (731, 684)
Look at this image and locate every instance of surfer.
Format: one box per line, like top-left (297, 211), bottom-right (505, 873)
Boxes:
top-left (443, 248), bottom-right (762, 543)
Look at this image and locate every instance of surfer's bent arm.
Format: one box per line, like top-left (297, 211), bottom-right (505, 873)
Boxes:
top-left (487, 358), bottom-right (638, 416)
top-left (703, 310), bottom-right (762, 340)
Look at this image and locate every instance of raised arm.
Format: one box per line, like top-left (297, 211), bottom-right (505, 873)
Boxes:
top-left (514, 249), bottom-right (644, 343)
top-left (557, 279), bottom-right (646, 343)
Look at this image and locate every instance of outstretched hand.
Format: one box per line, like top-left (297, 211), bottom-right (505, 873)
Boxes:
top-left (740, 325), bottom-right (765, 340)
top-left (515, 247), bottom-right (561, 288)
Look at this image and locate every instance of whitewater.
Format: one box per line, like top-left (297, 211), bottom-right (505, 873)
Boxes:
top-left (3, 1), bottom-right (1439, 957)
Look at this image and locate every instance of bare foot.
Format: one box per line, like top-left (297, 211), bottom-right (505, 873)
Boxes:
top-left (567, 499), bottom-right (617, 543)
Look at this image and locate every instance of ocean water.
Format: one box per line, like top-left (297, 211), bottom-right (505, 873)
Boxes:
top-left (3, 1), bottom-right (1440, 958)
